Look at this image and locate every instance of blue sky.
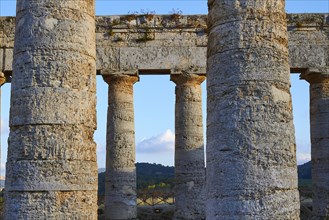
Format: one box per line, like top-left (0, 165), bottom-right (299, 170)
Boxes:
top-left (0, 1), bottom-right (328, 175)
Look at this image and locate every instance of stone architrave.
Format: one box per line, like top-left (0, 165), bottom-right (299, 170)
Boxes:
top-left (301, 70), bottom-right (329, 220)
top-left (103, 74), bottom-right (139, 220)
top-left (206, 0), bottom-right (300, 219)
top-left (0, 72), bottom-right (6, 86)
top-left (4, 1), bottom-right (98, 219)
top-left (171, 74), bottom-right (206, 219)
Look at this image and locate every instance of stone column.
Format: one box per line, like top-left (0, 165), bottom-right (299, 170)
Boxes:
top-left (207, 0), bottom-right (300, 219)
top-left (301, 70), bottom-right (329, 220)
top-left (171, 74), bottom-right (206, 219)
top-left (103, 74), bottom-right (139, 220)
top-left (5, 1), bottom-right (97, 219)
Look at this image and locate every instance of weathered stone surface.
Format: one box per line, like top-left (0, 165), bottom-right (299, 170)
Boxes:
top-left (300, 71), bottom-right (329, 220)
top-left (288, 15), bottom-right (329, 72)
top-left (171, 74), bottom-right (206, 220)
top-left (0, 10), bottom-right (327, 220)
top-left (103, 74), bottom-right (138, 220)
top-left (206, 0), bottom-right (300, 219)
top-left (10, 88), bottom-right (96, 128)
top-left (4, 191), bottom-right (97, 220)
top-left (7, 125), bottom-right (96, 162)
top-left (6, 160), bottom-right (97, 191)
top-left (1, 14), bottom-right (328, 75)
top-left (4, 49), bottom-right (13, 72)
top-left (11, 50), bottom-right (96, 91)
top-left (5, 0), bottom-right (97, 219)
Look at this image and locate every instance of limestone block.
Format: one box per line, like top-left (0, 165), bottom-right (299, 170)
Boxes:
top-left (5, 160), bottom-right (97, 191)
top-left (207, 50), bottom-right (290, 84)
top-left (207, 1), bottom-right (286, 29)
top-left (119, 47), bottom-right (190, 71)
top-left (105, 169), bottom-right (137, 219)
top-left (5, 191), bottom-right (97, 219)
top-left (16, 1), bottom-right (95, 20)
top-left (4, 48), bottom-right (13, 72)
top-left (7, 125), bottom-right (96, 162)
top-left (12, 50), bottom-right (96, 91)
top-left (10, 87), bottom-right (96, 128)
top-left (188, 47), bottom-right (207, 71)
top-left (289, 39), bottom-right (328, 68)
top-left (0, 49), bottom-right (3, 71)
top-left (207, 19), bottom-right (287, 56)
top-left (96, 47), bottom-right (120, 72)
top-left (14, 10), bottom-right (95, 58)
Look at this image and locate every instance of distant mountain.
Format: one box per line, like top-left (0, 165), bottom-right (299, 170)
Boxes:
top-left (98, 161), bottom-right (311, 196)
top-left (136, 162), bottom-right (174, 190)
top-left (98, 163), bottom-right (174, 196)
top-left (98, 168), bottom-right (106, 173)
top-left (298, 161), bottom-right (311, 179)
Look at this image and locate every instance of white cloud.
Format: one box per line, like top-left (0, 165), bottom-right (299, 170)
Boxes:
top-left (96, 142), bottom-right (105, 153)
top-left (297, 152), bottom-right (311, 165)
top-left (0, 163), bottom-right (5, 179)
top-left (137, 129), bottom-right (175, 154)
top-left (1, 119), bottom-right (9, 134)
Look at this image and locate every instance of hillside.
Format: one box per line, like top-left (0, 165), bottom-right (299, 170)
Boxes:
top-left (98, 163), bottom-right (174, 196)
top-left (298, 161), bottom-right (311, 179)
top-left (98, 161), bottom-right (312, 196)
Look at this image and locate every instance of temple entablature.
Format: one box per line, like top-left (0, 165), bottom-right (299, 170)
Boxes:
top-left (1, 14), bottom-right (328, 76)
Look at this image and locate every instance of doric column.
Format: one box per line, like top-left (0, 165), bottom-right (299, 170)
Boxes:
top-left (207, 0), bottom-right (300, 219)
top-left (103, 74), bottom-right (139, 220)
top-left (171, 73), bottom-right (206, 219)
top-left (5, 1), bottom-right (97, 219)
top-left (301, 70), bottom-right (329, 220)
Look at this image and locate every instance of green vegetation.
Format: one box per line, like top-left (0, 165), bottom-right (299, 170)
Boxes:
top-left (98, 163), bottom-right (174, 197)
top-left (299, 179), bottom-right (312, 188)
top-left (298, 161), bottom-right (311, 179)
top-left (169, 8), bottom-right (183, 21)
top-left (136, 163), bottom-right (174, 190)
top-left (136, 32), bottom-right (154, 42)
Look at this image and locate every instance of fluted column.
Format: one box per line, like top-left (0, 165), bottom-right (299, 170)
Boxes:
top-left (171, 73), bottom-right (206, 220)
top-left (5, 1), bottom-right (97, 219)
top-left (103, 74), bottom-right (139, 220)
top-left (207, 0), bottom-right (300, 219)
top-left (301, 70), bottom-right (329, 220)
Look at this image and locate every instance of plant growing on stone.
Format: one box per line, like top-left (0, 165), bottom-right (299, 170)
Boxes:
top-left (136, 32), bottom-right (154, 42)
top-left (169, 8), bottom-right (182, 21)
top-left (108, 29), bottom-right (114, 36)
top-left (113, 36), bottom-right (124, 42)
top-left (124, 11), bottom-right (138, 22)
top-left (140, 9), bottom-right (156, 21)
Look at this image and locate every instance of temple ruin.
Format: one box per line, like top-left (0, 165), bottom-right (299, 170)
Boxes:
top-left (0, 0), bottom-right (328, 219)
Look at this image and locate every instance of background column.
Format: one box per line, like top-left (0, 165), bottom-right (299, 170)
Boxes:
top-left (103, 74), bottom-right (139, 220)
top-left (5, 1), bottom-right (97, 219)
top-left (301, 70), bottom-right (329, 220)
top-left (207, 0), bottom-right (300, 219)
top-left (171, 74), bottom-right (206, 220)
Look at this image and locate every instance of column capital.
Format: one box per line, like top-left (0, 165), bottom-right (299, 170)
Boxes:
top-left (102, 74), bottom-right (139, 85)
top-left (0, 72), bottom-right (6, 87)
top-left (170, 73), bottom-right (206, 86)
top-left (300, 67), bottom-right (329, 83)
